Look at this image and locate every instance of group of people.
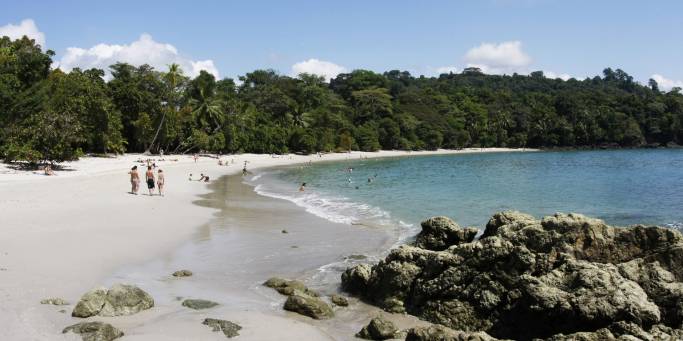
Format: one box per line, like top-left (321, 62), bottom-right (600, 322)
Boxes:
top-left (128, 166), bottom-right (165, 196)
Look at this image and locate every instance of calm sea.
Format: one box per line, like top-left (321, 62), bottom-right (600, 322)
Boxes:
top-left (250, 149), bottom-right (683, 241)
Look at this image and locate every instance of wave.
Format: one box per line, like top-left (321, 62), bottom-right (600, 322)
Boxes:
top-left (253, 183), bottom-right (391, 226)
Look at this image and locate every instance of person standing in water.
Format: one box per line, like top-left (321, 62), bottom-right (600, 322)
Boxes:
top-left (128, 166), bottom-right (140, 194)
top-left (145, 166), bottom-right (155, 196)
top-left (157, 169), bottom-right (165, 196)
top-left (299, 182), bottom-right (306, 192)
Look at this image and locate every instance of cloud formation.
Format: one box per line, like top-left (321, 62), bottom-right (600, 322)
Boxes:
top-left (0, 19), bottom-right (46, 47)
top-left (291, 58), bottom-right (346, 81)
top-left (464, 41), bottom-right (531, 74)
top-left (435, 66), bottom-right (459, 74)
top-left (651, 74), bottom-right (683, 92)
top-left (57, 34), bottom-right (219, 79)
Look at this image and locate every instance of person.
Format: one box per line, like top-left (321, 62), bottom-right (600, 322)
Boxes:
top-left (242, 161), bottom-right (248, 176)
top-left (157, 169), bottom-right (165, 196)
top-left (299, 182), bottom-right (306, 192)
top-left (44, 164), bottom-right (54, 176)
top-left (218, 159), bottom-right (223, 166)
top-left (193, 154), bottom-right (198, 163)
top-left (128, 166), bottom-right (140, 194)
top-left (199, 173), bottom-right (210, 182)
top-left (159, 148), bottom-right (164, 157)
top-left (145, 166), bottom-right (155, 195)
top-left (188, 173), bottom-right (193, 181)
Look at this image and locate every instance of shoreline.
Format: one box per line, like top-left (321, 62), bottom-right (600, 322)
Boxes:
top-left (0, 148), bottom-right (533, 340)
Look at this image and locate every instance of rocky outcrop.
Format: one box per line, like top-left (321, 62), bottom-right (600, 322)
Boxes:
top-left (356, 317), bottom-right (398, 340)
top-left (203, 318), bottom-right (242, 338)
top-left (172, 269), bottom-right (193, 277)
top-left (62, 321), bottom-right (123, 341)
top-left (283, 292), bottom-right (334, 319)
top-left (415, 216), bottom-right (478, 251)
top-left (72, 284), bottom-right (153, 318)
top-left (342, 212), bottom-right (683, 340)
top-left (182, 299), bottom-right (219, 310)
top-left (406, 324), bottom-right (496, 341)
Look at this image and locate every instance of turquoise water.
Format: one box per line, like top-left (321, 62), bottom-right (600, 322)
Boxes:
top-left (252, 150), bottom-right (683, 237)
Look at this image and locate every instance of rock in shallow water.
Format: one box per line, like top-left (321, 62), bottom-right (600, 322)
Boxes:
top-left (62, 321), bottom-right (123, 341)
top-left (330, 294), bottom-right (349, 307)
top-left (283, 292), bottom-right (334, 319)
top-left (182, 298), bottom-right (219, 310)
top-left (72, 284), bottom-right (153, 318)
top-left (342, 211), bottom-right (683, 340)
top-left (263, 277), bottom-right (319, 296)
top-left (202, 318), bottom-right (242, 338)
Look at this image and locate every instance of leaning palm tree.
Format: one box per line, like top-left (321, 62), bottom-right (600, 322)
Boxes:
top-left (189, 87), bottom-right (225, 133)
top-left (145, 63), bottom-right (183, 154)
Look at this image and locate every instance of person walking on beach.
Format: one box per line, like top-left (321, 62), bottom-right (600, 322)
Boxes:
top-left (128, 166), bottom-right (140, 194)
top-left (157, 169), bottom-right (165, 196)
top-left (145, 166), bottom-right (155, 196)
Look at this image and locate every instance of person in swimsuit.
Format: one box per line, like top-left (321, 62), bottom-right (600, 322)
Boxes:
top-left (299, 182), bottom-right (306, 192)
top-left (145, 166), bottom-right (155, 196)
top-left (128, 166), bottom-right (140, 194)
top-left (157, 169), bottom-right (165, 196)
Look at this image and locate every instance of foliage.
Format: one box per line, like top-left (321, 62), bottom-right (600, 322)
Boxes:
top-left (2, 36), bottom-right (683, 164)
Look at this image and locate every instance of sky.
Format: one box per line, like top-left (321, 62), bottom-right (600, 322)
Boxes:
top-left (1, 0), bottom-right (682, 90)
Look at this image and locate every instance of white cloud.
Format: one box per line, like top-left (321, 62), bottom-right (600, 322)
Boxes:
top-left (435, 66), bottom-right (459, 74)
top-left (544, 71), bottom-right (573, 81)
top-left (0, 19), bottom-right (46, 47)
top-left (57, 33), bottom-right (219, 79)
top-left (291, 58), bottom-right (346, 81)
top-left (651, 74), bottom-right (683, 92)
top-left (464, 41), bottom-right (531, 74)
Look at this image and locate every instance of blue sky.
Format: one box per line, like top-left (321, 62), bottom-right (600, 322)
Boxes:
top-left (1, 0), bottom-right (682, 88)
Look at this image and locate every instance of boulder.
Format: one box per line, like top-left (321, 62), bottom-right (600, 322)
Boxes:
top-left (356, 317), bottom-right (398, 340)
top-left (62, 321), bottom-right (123, 341)
top-left (202, 318), bottom-right (242, 338)
top-left (172, 269), bottom-right (193, 277)
top-left (263, 277), bottom-right (319, 297)
top-left (330, 294), bottom-right (349, 307)
top-left (72, 287), bottom-right (107, 318)
top-left (341, 263), bottom-right (372, 294)
top-left (342, 211), bottom-right (683, 341)
top-left (40, 297), bottom-right (68, 305)
top-left (283, 292), bottom-right (333, 319)
top-left (415, 216), bottom-right (478, 251)
top-left (98, 284), bottom-right (154, 317)
top-left (182, 299), bottom-right (219, 310)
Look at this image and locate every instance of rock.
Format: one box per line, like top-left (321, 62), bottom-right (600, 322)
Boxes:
top-left (263, 277), bottom-right (319, 297)
top-left (341, 263), bottom-right (372, 294)
top-left (406, 324), bottom-right (497, 341)
top-left (172, 269), bottom-right (193, 277)
top-left (283, 292), bottom-right (333, 319)
top-left (98, 284), bottom-right (154, 317)
top-left (330, 294), bottom-right (349, 307)
top-left (356, 317), bottom-right (398, 340)
top-left (62, 321), bottom-right (124, 341)
top-left (40, 297), bottom-right (68, 305)
top-left (182, 299), bottom-right (219, 310)
top-left (72, 287), bottom-right (107, 318)
top-left (202, 318), bottom-right (242, 338)
top-left (342, 211), bottom-right (683, 341)
top-left (415, 216), bottom-right (479, 251)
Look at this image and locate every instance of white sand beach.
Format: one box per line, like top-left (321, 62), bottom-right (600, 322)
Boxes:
top-left (0, 148), bottom-right (532, 340)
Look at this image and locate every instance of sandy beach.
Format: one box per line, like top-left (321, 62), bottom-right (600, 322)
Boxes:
top-left (0, 148), bottom-right (531, 340)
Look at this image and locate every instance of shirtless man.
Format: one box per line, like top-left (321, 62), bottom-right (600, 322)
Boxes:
top-left (145, 166), bottom-right (155, 196)
top-left (157, 169), bottom-right (165, 196)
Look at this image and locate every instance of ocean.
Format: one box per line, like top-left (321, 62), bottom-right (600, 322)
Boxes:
top-left (250, 149), bottom-right (683, 242)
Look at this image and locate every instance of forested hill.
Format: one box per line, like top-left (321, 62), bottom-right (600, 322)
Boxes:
top-left (2, 36), bottom-right (683, 163)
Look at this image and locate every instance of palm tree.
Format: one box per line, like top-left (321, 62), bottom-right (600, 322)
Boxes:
top-left (190, 87), bottom-right (225, 133)
top-left (146, 63), bottom-right (182, 154)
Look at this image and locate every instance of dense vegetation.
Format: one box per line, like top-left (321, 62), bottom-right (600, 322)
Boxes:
top-left (2, 36), bottom-right (683, 163)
